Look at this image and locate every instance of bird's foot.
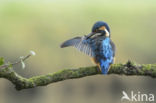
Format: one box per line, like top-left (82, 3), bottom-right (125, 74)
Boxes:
top-left (96, 67), bottom-right (101, 73)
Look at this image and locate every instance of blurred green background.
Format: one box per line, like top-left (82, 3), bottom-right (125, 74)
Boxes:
top-left (0, 0), bottom-right (155, 103)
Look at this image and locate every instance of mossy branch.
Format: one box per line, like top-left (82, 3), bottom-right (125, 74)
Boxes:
top-left (0, 60), bottom-right (156, 90)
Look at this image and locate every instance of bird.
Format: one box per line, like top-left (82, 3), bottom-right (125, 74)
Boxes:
top-left (60, 21), bottom-right (116, 75)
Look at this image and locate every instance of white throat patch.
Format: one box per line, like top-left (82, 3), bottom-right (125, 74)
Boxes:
top-left (105, 29), bottom-right (110, 37)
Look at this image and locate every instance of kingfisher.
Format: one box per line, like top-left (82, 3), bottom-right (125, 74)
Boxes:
top-left (60, 21), bottom-right (116, 75)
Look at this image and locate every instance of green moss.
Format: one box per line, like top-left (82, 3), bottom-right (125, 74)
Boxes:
top-left (0, 57), bottom-right (4, 65)
top-left (146, 64), bottom-right (152, 70)
top-left (1, 63), bottom-right (156, 90)
top-left (109, 64), bottom-right (124, 74)
top-left (137, 69), bottom-right (144, 75)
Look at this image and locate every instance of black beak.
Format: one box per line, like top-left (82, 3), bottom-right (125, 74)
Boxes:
top-left (85, 33), bottom-right (95, 39)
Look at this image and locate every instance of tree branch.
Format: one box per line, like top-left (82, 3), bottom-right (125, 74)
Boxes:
top-left (0, 60), bottom-right (155, 91)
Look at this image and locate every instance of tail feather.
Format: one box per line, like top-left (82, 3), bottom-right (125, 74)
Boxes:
top-left (60, 37), bottom-right (81, 48)
top-left (100, 59), bottom-right (112, 75)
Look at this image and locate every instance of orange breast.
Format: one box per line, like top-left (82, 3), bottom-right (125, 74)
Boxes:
top-left (90, 57), bottom-right (101, 72)
top-left (90, 57), bottom-right (98, 64)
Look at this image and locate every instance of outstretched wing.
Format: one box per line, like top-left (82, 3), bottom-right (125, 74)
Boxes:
top-left (60, 34), bottom-right (95, 57)
top-left (60, 37), bottom-right (81, 48)
top-left (74, 36), bottom-right (95, 57)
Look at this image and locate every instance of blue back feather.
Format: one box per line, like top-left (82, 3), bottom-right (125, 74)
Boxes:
top-left (100, 37), bottom-right (113, 74)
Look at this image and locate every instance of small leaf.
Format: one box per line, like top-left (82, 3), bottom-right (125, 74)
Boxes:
top-left (0, 57), bottom-right (4, 65)
top-left (8, 64), bottom-right (13, 68)
top-left (21, 60), bottom-right (25, 69)
top-left (20, 56), bottom-right (25, 69)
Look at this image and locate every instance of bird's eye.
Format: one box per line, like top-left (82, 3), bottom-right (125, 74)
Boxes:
top-left (101, 30), bottom-right (106, 35)
top-left (96, 29), bottom-right (106, 34)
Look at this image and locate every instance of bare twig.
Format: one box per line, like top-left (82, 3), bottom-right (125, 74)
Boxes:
top-left (0, 51), bottom-right (35, 69)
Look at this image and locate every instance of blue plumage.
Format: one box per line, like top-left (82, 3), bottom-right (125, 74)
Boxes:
top-left (99, 37), bottom-right (114, 74)
top-left (61, 21), bottom-right (116, 75)
top-left (92, 21), bottom-right (110, 33)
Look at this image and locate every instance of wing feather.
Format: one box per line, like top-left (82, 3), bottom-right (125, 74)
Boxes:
top-left (73, 37), bottom-right (95, 57)
top-left (60, 35), bottom-right (95, 57)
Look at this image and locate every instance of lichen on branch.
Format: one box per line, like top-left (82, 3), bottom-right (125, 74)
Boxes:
top-left (0, 58), bottom-right (155, 90)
